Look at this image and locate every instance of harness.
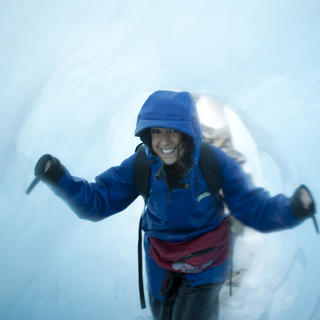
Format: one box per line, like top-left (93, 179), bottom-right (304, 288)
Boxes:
top-left (133, 142), bottom-right (225, 309)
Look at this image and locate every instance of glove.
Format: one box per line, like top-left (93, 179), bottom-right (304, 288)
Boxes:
top-left (290, 185), bottom-right (316, 219)
top-left (34, 154), bottom-right (64, 185)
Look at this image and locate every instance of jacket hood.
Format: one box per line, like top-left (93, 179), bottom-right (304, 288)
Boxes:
top-left (135, 90), bottom-right (202, 159)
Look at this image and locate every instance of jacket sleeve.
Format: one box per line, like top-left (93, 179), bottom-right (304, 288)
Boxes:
top-left (50, 153), bottom-right (139, 221)
top-left (212, 146), bottom-right (305, 232)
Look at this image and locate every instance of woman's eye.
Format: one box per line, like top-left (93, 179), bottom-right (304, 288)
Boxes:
top-left (151, 128), bottom-right (160, 134)
top-left (169, 128), bottom-right (176, 133)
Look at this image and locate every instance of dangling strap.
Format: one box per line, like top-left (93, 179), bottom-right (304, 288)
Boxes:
top-left (228, 233), bottom-right (235, 297)
top-left (229, 260), bottom-right (233, 296)
top-left (134, 146), bottom-right (150, 309)
top-left (138, 214), bottom-right (146, 309)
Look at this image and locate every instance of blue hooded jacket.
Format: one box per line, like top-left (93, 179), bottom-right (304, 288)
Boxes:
top-left (135, 91), bottom-right (227, 242)
top-left (51, 90), bottom-right (304, 300)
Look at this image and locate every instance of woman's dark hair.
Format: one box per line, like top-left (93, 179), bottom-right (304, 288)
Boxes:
top-left (164, 132), bottom-right (195, 184)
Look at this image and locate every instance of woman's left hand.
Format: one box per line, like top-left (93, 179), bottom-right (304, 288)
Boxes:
top-left (290, 185), bottom-right (316, 219)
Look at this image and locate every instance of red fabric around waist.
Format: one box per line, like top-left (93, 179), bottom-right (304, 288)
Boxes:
top-left (149, 218), bottom-right (231, 273)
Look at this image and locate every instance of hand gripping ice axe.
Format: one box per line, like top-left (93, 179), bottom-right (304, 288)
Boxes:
top-left (26, 155), bottom-right (63, 195)
top-left (296, 185), bottom-right (318, 235)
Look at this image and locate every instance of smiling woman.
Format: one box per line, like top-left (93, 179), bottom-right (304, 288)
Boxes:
top-left (151, 128), bottom-right (182, 165)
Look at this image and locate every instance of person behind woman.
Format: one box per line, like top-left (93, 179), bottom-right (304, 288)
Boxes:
top-left (34, 90), bottom-right (316, 320)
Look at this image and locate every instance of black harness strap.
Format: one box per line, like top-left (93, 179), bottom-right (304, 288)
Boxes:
top-left (134, 144), bottom-right (150, 309)
top-left (138, 214), bottom-right (146, 308)
top-left (134, 144), bottom-right (150, 202)
top-left (199, 142), bottom-right (223, 194)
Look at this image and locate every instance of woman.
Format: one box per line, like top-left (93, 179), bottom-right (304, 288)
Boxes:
top-left (34, 90), bottom-right (316, 320)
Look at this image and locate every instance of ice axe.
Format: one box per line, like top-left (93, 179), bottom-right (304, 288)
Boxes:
top-left (26, 177), bottom-right (40, 195)
top-left (312, 216), bottom-right (319, 235)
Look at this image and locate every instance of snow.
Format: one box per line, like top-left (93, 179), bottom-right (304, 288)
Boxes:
top-left (1, 1), bottom-right (319, 319)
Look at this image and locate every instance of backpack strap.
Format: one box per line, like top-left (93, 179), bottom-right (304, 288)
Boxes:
top-left (138, 213), bottom-right (146, 308)
top-left (134, 144), bottom-right (149, 309)
top-left (133, 143), bottom-right (150, 202)
top-left (199, 142), bottom-right (223, 194)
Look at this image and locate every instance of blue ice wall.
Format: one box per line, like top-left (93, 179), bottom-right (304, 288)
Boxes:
top-left (0, 1), bottom-right (319, 319)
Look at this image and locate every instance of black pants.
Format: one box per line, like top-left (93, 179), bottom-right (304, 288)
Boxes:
top-left (149, 274), bottom-right (223, 320)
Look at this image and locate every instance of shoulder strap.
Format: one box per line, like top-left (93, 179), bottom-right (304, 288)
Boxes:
top-left (199, 142), bottom-right (223, 194)
top-left (134, 144), bottom-right (149, 309)
top-left (133, 143), bottom-right (150, 202)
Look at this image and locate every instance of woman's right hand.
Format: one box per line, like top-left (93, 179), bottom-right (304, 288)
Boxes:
top-left (34, 154), bottom-right (64, 185)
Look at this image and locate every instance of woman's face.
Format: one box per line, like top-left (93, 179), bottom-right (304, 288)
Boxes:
top-left (151, 127), bottom-right (183, 165)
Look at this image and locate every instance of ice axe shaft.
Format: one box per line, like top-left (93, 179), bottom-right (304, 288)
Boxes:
top-left (26, 177), bottom-right (40, 195)
top-left (312, 216), bottom-right (319, 235)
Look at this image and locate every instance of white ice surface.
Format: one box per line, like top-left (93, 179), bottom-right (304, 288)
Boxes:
top-left (0, 1), bottom-right (319, 319)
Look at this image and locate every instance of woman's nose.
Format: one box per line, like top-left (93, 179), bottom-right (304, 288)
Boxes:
top-left (160, 133), bottom-right (171, 145)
